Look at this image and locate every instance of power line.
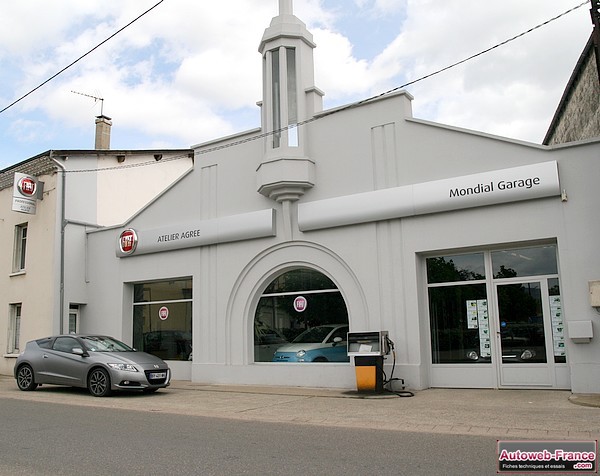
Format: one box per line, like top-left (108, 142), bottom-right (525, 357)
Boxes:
top-left (191, 2), bottom-right (591, 157)
top-left (20, 1), bottom-right (590, 173)
top-left (0, 0), bottom-right (165, 115)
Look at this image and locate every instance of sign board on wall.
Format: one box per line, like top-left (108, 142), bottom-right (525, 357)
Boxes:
top-left (298, 161), bottom-right (561, 231)
top-left (117, 208), bottom-right (276, 257)
top-left (12, 172), bottom-right (42, 215)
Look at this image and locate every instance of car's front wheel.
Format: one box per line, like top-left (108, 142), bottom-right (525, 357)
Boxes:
top-left (88, 368), bottom-right (112, 397)
top-left (16, 364), bottom-right (38, 391)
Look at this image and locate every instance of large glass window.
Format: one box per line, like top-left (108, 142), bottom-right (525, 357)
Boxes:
top-left (491, 245), bottom-right (558, 278)
top-left (255, 269), bottom-right (349, 363)
top-left (427, 245), bottom-right (564, 366)
top-left (427, 253), bottom-right (485, 284)
top-left (133, 278), bottom-right (192, 361)
top-left (429, 284), bottom-right (489, 364)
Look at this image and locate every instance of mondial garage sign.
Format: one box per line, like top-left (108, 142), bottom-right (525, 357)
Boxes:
top-left (117, 209), bottom-right (275, 257)
top-left (12, 172), bottom-right (40, 215)
top-left (298, 162), bottom-right (560, 231)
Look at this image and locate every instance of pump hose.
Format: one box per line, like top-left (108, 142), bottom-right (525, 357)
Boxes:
top-left (382, 339), bottom-right (414, 398)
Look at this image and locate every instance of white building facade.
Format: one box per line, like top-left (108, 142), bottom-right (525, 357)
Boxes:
top-left (76, 1), bottom-right (600, 393)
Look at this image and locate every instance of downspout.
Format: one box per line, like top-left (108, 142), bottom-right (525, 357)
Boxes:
top-left (51, 153), bottom-right (66, 334)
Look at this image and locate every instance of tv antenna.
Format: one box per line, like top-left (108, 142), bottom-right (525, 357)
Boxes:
top-left (71, 90), bottom-right (105, 116)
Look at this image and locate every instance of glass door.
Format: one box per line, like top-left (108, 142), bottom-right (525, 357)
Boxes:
top-left (495, 280), bottom-right (553, 386)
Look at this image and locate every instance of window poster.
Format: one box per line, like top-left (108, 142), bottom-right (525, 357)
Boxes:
top-left (467, 300), bottom-right (479, 329)
top-left (466, 299), bottom-right (491, 358)
top-left (477, 300), bottom-right (491, 358)
top-left (550, 295), bottom-right (565, 357)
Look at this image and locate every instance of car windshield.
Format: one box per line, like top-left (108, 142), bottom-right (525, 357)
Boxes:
top-left (292, 327), bottom-right (334, 344)
top-left (80, 336), bottom-right (134, 352)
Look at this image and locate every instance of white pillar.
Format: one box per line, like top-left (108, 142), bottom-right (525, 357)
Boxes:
top-left (279, 0), bottom-right (293, 15)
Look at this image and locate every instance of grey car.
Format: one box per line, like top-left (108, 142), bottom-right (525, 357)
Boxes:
top-left (14, 335), bottom-right (170, 397)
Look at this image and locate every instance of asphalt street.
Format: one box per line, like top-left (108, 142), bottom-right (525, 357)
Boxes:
top-left (0, 397), bottom-right (503, 476)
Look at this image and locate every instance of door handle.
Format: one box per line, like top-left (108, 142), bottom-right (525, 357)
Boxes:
top-left (43, 354), bottom-right (49, 358)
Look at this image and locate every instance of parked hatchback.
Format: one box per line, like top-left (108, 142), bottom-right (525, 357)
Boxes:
top-left (272, 324), bottom-right (350, 362)
top-left (14, 335), bottom-right (170, 397)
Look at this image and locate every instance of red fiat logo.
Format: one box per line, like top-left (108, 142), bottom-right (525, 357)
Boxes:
top-left (18, 177), bottom-right (36, 197)
top-left (119, 229), bottom-right (138, 254)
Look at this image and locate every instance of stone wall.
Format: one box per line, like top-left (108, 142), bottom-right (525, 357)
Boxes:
top-left (545, 45), bottom-right (600, 144)
top-left (0, 155), bottom-right (55, 191)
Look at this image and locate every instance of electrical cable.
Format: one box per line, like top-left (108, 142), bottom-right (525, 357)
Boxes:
top-left (0, 0), bottom-right (166, 115)
top-left (53, 0), bottom-right (587, 175)
top-left (2, 0), bottom-right (587, 173)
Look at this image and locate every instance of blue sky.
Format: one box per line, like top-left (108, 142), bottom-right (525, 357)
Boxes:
top-left (0, 0), bottom-right (592, 170)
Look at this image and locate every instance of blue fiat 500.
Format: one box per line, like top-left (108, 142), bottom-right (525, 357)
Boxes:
top-left (272, 324), bottom-right (349, 363)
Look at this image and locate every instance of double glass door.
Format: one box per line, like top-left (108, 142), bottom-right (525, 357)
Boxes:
top-left (427, 245), bottom-right (567, 388)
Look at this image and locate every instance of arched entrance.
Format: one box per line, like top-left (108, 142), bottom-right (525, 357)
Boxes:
top-left (224, 241), bottom-right (367, 372)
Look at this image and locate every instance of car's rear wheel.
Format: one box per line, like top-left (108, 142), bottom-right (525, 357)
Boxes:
top-left (16, 364), bottom-right (38, 391)
top-left (88, 368), bottom-right (112, 397)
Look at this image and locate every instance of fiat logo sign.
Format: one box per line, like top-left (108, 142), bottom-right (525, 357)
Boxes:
top-left (158, 306), bottom-right (169, 321)
top-left (119, 229), bottom-right (138, 254)
top-left (293, 296), bottom-right (307, 312)
top-left (17, 177), bottom-right (36, 197)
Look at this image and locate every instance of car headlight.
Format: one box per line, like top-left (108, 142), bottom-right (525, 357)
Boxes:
top-left (107, 363), bottom-right (138, 372)
top-left (296, 350), bottom-right (306, 358)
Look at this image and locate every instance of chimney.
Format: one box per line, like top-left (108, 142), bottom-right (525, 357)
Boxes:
top-left (95, 115), bottom-right (112, 149)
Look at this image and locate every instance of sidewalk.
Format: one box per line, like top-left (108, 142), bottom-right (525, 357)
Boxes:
top-left (1, 375), bottom-right (599, 439)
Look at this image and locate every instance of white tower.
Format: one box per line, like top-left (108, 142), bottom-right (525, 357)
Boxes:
top-left (256, 0), bottom-right (323, 204)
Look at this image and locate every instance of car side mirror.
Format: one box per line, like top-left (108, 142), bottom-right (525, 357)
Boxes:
top-left (332, 337), bottom-right (343, 346)
top-left (72, 347), bottom-right (89, 357)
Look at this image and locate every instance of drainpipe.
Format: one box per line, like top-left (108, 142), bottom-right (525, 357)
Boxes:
top-left (51, 153), bottom-right (66, 335)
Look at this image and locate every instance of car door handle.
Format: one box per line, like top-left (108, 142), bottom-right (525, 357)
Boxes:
top-left (43, 354), bottom-right (49, 358)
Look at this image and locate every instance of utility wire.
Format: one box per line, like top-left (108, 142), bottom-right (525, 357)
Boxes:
top-left (186, 1), bottom-right (591, 157)
top-left (0, 0), bottom-right (165, 115)
top-left (188, 1), bottom-right (592, 159)
top-left (9, 0), bottom-right (588, 173)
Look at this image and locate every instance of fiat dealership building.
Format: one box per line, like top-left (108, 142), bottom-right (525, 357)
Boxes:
top-left (75, 2), bottom-right (600, 392)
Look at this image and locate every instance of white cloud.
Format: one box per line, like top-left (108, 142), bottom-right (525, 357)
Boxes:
top-left (0, 0), bottom-right (594, 169)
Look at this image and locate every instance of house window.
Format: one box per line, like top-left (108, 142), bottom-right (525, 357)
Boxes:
top-left (68, 304), bottom-right (80, 334)
top-left (13, 224), bottom-right (28, 272)
top-left (269, 47), bottom-right (298, 149)
top-left (271, 49), bottom-right (281, 148)
top-left (8, 304), bottom-right (22, 354)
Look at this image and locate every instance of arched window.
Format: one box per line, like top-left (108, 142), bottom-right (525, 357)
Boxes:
top-left (254, 268), bottom-right (349, 363)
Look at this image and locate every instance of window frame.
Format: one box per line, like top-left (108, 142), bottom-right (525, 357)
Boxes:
top-left (8, 303), bottom-right (22, 354)
top-left (13, 223), bottom-right (28, 273)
